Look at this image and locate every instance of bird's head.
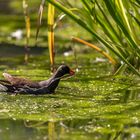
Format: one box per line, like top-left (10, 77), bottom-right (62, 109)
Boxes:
top-left (56, 65), bottom-right (75, 76)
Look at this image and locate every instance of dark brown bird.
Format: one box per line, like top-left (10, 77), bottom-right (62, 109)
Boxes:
top-left (0, 65), bottom-right (75, 94)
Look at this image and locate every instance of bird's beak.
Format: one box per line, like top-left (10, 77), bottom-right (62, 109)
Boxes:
top-left (69, 69), bottom-right (75, 75)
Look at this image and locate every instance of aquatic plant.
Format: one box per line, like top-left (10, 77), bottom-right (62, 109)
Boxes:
top-left (48, 2), bottom-right (55, 70)
top-left (36, 0), bottom-right (57, 71)
top-left (23, 0), bottom-right (30, 63)
top-left (45, 0), bottom-right (140, 76)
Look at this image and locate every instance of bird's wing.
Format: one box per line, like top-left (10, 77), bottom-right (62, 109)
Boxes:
top-left (2, 73), bottom-right (34, 87)
top-left (16, 86), bottom-right (52, 94)
top-left (0, 79), bottom-right (10, 84)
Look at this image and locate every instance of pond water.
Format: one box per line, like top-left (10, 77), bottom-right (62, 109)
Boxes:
top-left (0, 50), bottom-right (140, 140)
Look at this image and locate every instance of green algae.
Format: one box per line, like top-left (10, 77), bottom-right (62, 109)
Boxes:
top-left (0, 52), bottom-right (140, 140)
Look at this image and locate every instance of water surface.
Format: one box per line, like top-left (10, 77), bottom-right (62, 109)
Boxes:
top-left (0, 52), bottom-right (140, 140)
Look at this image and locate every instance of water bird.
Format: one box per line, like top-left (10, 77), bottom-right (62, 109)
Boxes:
top-left (0, 65), bottom-right (75, 95)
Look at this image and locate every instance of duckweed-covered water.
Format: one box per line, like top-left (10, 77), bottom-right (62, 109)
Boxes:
top-left (0, 49), bottom-right (140, 140)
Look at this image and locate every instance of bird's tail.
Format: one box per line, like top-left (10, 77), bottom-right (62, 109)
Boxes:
top-left (0, 84), bottom-right (8, 92)
top-left (0, 80), bottom-right (14, 92)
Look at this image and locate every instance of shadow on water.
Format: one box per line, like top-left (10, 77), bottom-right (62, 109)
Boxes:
top-left (0, 43), bottom-right (47, 57)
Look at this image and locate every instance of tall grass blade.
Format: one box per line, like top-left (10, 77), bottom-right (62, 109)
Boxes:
top-left (53, 13), bottom-right (66, 29)
top-left (130, 12), bottom-right (140, 27)
top-left (23, 0), bottom-right (30, 63)
top-left (72, 37), bottom-right (117, 65)
top-left (48, 1), bottom-right (55, 70)
top-left (104, 1), bottom-right (140, 54)
top-left (116, 0), bottom-right (133, 36)
top-left (135, 0), bottom-right (140, 5)
top-left (36, 0), bottom-right (46, 41)
top-left (95, 1), bottom-right (121, 44)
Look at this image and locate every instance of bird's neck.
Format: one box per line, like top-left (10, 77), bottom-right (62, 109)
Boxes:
top-left (51, 70), bottom-right (64, 79)
top-left (39, 70), bottom-right (64, 87)
top-left (48, 70), bottom-right (64, 85)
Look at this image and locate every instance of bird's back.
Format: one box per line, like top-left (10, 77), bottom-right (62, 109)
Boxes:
top-left (3, 73), bottom-right (40, 88)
